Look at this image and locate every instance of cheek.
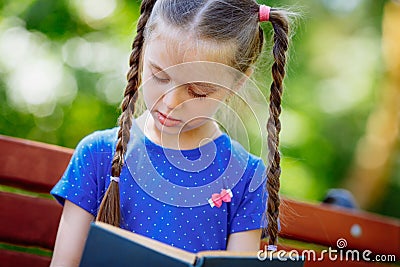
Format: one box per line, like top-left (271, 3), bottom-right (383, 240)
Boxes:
top-left (141, 74), bottom-right (164, 109)
top-left (142, 82), bottom-right (159, 110)
top-left (191, 98), bottom-right (224, 116)
top-left (141, 66), bottom-right (156, 103)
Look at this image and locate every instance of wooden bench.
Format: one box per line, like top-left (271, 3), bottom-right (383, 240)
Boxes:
top-left (0, 134), bottom-right (399, 267)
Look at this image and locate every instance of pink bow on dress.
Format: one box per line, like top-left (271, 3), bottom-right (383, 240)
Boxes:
top-left (208, 189), bottom-right (233, 208)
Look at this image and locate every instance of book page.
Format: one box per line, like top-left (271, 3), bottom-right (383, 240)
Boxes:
top-left (196, 250), bottom-right (260, 258)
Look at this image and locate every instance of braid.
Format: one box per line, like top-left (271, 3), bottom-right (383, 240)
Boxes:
top-left (96, 0), bottom-right (158, 226)
top-left (265, 9), bottom-right (289, 246)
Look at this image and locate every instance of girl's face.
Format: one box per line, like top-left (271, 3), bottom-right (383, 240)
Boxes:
top-left (141, 31), bottom-right (242, 136)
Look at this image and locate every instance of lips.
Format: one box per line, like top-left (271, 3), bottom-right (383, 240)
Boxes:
top-left (156, 111), bottom-right (181, 127)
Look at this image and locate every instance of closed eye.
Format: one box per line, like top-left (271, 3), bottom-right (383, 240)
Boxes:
top-left (149, 61), bottom-right (170, 83)
top-left (152, 72), bottom-right (170, 83)
top-left (188, 87), bottom-right (208, 98)
top-left (187, 82), bottom-right (218, 98)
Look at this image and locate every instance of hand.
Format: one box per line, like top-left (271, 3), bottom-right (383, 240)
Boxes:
top-left (226, 229), bottom-right (262, 251)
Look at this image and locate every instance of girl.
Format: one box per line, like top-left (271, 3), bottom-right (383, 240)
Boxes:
top-left (50, 0), bottom-right (290, 266)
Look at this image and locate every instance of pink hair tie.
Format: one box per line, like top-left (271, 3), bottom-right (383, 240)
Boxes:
top-left (259, 5), bottom-right (271, 22)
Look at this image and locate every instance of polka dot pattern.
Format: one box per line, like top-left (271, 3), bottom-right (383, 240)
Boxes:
top-left (51, 123), bottom-right (267, 253)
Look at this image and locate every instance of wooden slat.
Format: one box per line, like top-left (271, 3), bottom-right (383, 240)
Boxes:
top-left (0, 249), bottom-right (51, 267)
top-left (280, 198), bottom-right (400, 258)
top-left (0, 191), bottom-right (62, 249)
top-left (0, 135), bottom-right (73, 193)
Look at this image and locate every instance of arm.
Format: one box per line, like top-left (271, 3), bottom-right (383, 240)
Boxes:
top-left (50, 200), bottom-right (94, 267)
top-left (226, 229), bottom-right (262, 251)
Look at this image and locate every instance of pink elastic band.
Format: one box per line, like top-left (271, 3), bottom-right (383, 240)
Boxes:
top-left (259, 5), bottom-right (271, 22)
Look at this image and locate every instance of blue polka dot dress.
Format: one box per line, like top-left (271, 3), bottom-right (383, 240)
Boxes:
top-left (51, 120), bottom-right (267, 253)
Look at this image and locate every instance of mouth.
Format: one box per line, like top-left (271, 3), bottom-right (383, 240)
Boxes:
top-left (156, 111), bottom-right (181, 127)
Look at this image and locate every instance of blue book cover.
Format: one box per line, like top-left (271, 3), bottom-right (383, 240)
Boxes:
top-left (79, 222), bottom-right (304, 267)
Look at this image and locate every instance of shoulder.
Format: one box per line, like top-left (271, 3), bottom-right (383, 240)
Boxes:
top-left (74, 127), bottom-right (119, 154)
top-left (228, 137), bottom-right (266, 170)
top-left (226, 137), bottom-right (267, 191)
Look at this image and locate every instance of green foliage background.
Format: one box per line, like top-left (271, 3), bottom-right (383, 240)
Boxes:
top-left (0, 0), bottom-right (398, 218)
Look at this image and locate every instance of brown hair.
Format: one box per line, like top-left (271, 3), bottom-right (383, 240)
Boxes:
top-left (96, 0), bottom-right (157, 226)
top-left (96, 0), bottom-right (290, 247)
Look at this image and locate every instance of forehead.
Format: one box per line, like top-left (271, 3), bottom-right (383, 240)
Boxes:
top-left (145, 23), bottom-right (235, 66)
top-left (143, 24), bottom-right (240, 86)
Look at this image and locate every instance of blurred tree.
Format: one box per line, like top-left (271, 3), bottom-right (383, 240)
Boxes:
top-left (344, 1), bottom-right (400, 213)
top-left (21, 0), bottom-right (91, 38)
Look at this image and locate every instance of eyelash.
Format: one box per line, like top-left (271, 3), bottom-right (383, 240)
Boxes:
top-left (152, 72), bottom-right (209, 98)
top-left (152, 73), bottom-right (170, 84)
top-left (188, 88), bottom-right (208, 98)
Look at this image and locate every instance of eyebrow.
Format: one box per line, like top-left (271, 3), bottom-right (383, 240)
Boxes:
top-left (149, 61), bottom-right (170, 78)
top-left (189, 82), bottom-right (219, 93)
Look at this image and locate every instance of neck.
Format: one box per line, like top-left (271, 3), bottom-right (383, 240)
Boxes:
top-left (137, 111), bottom-right (222, 150)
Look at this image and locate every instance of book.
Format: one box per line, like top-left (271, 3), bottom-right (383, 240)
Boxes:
top-left (79, 222), bottom-right (304, 267)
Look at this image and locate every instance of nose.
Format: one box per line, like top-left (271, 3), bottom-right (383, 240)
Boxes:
top-left (162, 87), bottom-right (186, 110)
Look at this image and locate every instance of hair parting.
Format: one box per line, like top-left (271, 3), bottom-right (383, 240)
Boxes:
top-left (96, 0), bottom-right (158, 226)
top-left (264, 8), bottom-right (290, 246)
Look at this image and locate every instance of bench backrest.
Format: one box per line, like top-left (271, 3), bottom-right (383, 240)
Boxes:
top-left (0, 135), bottom-right (72, 267)
top-left (0, 134), bottom-right (399, 267)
